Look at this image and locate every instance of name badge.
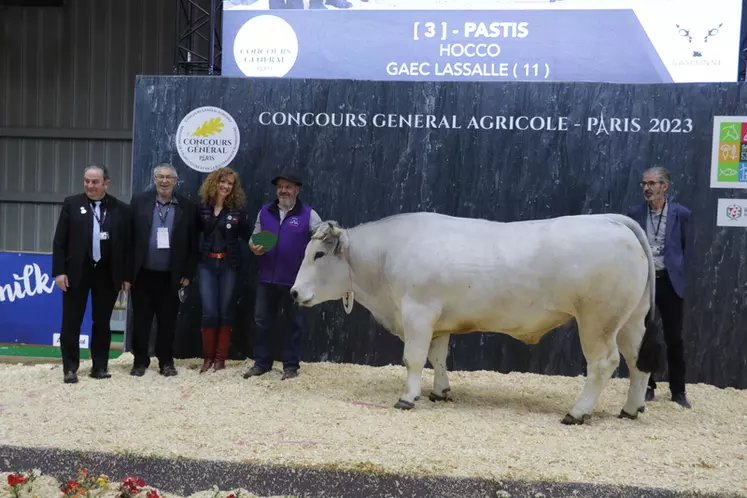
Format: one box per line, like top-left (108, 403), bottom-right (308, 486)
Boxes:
top-left (100, 232), bottom-right (109, 240)
top-left (157, 227), bottom-right (170, 249)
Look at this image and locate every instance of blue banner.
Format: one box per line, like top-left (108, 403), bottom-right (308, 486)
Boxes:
top-left (221, 0), bottom-right (742, 83)
top-left (0, 252), bottom-right (93, 348)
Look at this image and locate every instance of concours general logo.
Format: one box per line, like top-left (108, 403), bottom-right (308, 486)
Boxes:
top-left (176, 106), bottom-right (241, 173)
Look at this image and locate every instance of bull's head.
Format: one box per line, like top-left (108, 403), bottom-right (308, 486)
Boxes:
top-left (291, 221), bottom-right (352, 309)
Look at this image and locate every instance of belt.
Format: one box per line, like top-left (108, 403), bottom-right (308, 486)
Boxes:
top-left (208, 252), bottom-right (227, 259)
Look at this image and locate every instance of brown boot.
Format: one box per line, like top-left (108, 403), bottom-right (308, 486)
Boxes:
top-left (213, 326), bottom-right (231, 371)
top-left (200, 327), bottom-right (217, 373)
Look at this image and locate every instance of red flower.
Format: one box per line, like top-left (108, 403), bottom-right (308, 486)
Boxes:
top-left (226, 494), bottom-right (237, 498)
top-left (7, 473), bottom-right (29, 487)
top-left (62, 479), bottom-right (76, 489)
top-left (118, 475), bottom-right (149, 497)
top-left (146, 490), bottom-right (160, 498)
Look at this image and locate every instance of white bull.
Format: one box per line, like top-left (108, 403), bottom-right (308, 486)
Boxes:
top-left (290, 212), bottom-right (664, 424)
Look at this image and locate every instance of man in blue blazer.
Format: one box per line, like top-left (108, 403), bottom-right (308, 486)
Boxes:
top-left (627, 167), bottom-right (692, 409)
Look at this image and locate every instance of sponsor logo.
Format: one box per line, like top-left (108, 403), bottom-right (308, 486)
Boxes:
top-left (176, 106), bottom-right (241, 173)
top-left (671, 21), bottom-right (724, 68)
top-left (53, 333), bottom-right (90, 349)
top-left (712, 119), bottom-right (747, 185)
top-left (725, 204), bottom-right (743, 221)
top-left (0, 263), bottom-right (55, 303)
top-left (233, 15), bottom-right (299, 77)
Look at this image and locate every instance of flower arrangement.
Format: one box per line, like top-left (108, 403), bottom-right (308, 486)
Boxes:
top-left (117, 476), bottom-right (159, 498)
top-left (6, 471), bottom-right (38, 498)
top-left (59, 467), bottom-right (115, 497)
top-left (1, 469), bottom-right (270, 498)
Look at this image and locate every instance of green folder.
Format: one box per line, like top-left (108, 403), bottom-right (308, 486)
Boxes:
top-left (251, 230), bottom-right (278, 250)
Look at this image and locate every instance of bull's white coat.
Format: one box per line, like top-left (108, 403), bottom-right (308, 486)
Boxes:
top-left (291, 212), bottom-right (656, 423)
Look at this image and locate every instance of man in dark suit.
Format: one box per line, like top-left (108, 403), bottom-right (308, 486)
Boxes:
top-left (52, 164), bottom-right (132, 384)
top-left (129, 163), bottom-right (198, 377)
top-left (627, 166), bottom-right (693, 409)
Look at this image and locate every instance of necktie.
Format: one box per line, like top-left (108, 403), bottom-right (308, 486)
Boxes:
top-left (92, 201), bottom-right (101, 262)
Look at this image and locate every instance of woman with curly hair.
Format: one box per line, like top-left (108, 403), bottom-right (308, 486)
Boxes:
top-left (196, 167), bottom-right (251, 373)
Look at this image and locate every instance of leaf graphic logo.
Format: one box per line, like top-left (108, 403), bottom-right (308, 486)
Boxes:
top-left (192, 117), bottom-right (224, 137)
top-left (176, 106), bottom-right (240, 173)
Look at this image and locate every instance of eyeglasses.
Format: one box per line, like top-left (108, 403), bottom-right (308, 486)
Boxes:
top-left (639, 181), bottom-right (662, 188)
top-left (155, 175), bottom-right (176, 181)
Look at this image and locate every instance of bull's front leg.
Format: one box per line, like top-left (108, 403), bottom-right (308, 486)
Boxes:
top-left (427, 334), bottom-right (452, 402)
top-left (394, 298), bottom-right (439, 410)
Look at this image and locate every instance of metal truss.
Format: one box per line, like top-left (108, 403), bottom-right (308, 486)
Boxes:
top-left (174, 0), bottom-right (222, 75)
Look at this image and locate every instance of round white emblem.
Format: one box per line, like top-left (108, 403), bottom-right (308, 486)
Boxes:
top-left (233, 15), bottom-right (299, 77)
top-left (175, 106), bottom-right (241, 173)
top-left (226, 223), bottom-right (232, 229)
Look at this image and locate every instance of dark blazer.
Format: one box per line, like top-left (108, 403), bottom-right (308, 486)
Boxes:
top-left (131, 190), bottom-right (199, 291)
top-left (52, 192), bottom-right (133, 288)
top-left (197, 204), bottom-right (252, 269)
top-left (627, 200), bottom-right (692, 298)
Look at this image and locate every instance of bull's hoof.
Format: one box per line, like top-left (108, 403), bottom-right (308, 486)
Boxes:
top-left (618, 409), bottom-right (638, 420)
top-left (638, 405), bottom-right (645, 413)
top-left (394, 399), bottom-right (415, 410)
top-left (428, 388), bottom-right (453, 402)
top-left (561, 413), bottom-right (591, 425)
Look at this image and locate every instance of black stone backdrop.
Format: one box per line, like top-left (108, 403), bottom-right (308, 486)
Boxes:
top-left (131, 76), bottom-right (747, 389)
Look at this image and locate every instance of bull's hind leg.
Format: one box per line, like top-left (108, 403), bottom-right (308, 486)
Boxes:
top-left (563, 319), bottom-right (622, 425)
top-left (616, 310), bottom-right (651, 420)
top-left (427, 334), bottom-right (452, 402)
top-left (394, 298), bottom-right (439, 410)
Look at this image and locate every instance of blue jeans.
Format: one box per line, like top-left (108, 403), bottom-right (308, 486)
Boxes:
top-left (253, 282), bottom-right (304, 371)
top-left (198, 259), bottom-right (237, 328)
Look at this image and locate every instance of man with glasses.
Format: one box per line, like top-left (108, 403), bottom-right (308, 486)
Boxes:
top-left (626, 167), bottom-right (692, 409)
top-left (129, 163), bottom-right (199, 377)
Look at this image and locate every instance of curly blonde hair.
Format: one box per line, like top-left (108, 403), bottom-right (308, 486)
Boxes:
top-left (198, 167), bottom-right (246, 209)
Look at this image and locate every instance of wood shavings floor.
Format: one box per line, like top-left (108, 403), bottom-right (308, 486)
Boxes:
top-left (0, 354), bottom-right (745, 496)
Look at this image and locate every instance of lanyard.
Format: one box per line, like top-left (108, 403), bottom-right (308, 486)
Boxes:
top-left (156, 200), bottom-right (172, 226)
top-left (91, 200), bottom-right (107, 226)
top-left (648, 200), bottom-right (666, 241)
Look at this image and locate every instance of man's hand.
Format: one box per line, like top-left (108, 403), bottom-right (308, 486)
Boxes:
top-left (55, 274), bottom-right (69, 292)
top-left (249, 240), bottom-right (265, 256)
top-left (180, 278), bottom-right (190, 287)
top-left (121, 281), bottom-right (131, 292)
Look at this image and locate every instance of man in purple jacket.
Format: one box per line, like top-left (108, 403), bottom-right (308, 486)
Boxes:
top-left (243, 171), bottom-right (321, 380)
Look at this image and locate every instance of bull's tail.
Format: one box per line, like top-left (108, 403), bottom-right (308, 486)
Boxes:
top-left (609, 214), bottom-right (665, 374)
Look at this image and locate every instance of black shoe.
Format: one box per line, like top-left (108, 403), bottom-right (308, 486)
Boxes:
top-left (63, 371), bottom-right (78, 384)
top-left (645, 387), bottom-right (655, 402)
top-left (243, 365), bottom-right (270, 378)
top-left (89, 370), bottom-right (112, 379)
top-left (130, 365), bottom-right (147, 377)
top-left (281, 368), bottom-right (299, 380)
top-left (159, 365), bottom-right (178, 377)
top-left (672, 392), bottom-right (692, 409)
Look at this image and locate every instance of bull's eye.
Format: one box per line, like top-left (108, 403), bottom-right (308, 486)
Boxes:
top-left (314, 251), bottom-right (325, 261)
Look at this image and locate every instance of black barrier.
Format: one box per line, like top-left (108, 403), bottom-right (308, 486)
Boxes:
top-left (131, 76), bottom-right (747, 389)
